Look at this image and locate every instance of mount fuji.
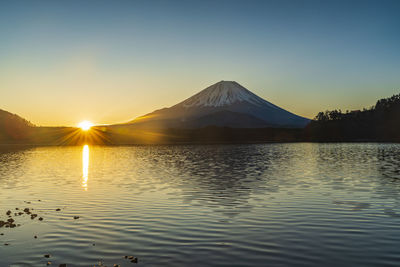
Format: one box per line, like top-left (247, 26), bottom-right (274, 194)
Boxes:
top-left (127, 81), bottom-right (310, 128)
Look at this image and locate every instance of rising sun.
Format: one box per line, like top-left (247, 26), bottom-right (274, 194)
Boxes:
top-left (78, 120), bottom-right (93, 131)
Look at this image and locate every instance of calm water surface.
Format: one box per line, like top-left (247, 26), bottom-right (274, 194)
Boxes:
top-left (0, 143), bottom-right (400, 266)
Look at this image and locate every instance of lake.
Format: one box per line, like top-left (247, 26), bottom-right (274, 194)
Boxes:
top-left (1, 143), bottom-right (400, 266)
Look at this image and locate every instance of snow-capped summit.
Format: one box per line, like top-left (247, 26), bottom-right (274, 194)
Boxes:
top-left (127, 81), bottom-right (310, 128)
top-left (179, 81), bottom-right (277, 108)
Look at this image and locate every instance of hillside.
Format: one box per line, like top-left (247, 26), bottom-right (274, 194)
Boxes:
top-left (305, 93), bottom-right (400, 142)
top-left (0, 109), bottom-right (34, 143)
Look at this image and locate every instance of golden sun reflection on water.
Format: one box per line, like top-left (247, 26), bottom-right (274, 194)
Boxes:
top-left (82, 145), bottom-right (89, 191)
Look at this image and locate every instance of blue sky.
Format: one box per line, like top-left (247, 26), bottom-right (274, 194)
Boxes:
top-left (0, 0), bottom-right (399, 126)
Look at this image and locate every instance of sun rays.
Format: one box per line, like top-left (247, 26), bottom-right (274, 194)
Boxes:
top-left (78, 121), bottom-right (93, 131)
top-left (53, 123), bottom-right (111, 145)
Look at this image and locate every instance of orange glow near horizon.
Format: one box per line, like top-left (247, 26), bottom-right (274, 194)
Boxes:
top-left (78, 121), bottom-right (94, 131)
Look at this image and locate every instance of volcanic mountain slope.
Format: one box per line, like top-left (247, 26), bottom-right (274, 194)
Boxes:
top-left (128, 81), bottom-right (310, 128)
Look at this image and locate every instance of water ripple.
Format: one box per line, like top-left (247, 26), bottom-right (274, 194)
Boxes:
top-left (1, 144), bottom-right (400, 266)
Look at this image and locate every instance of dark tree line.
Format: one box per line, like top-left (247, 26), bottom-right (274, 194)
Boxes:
top-left (305, 93), bottom-right (400, 142)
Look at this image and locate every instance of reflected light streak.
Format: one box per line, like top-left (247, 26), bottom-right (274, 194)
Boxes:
top-left (82, 145), bottom-right (89, 191)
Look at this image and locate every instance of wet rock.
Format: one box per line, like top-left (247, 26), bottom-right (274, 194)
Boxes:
top-left (34, 235), bottom-right (38, 239)
top-left (113, 265), bottom-right (120, 267)
top-left (59, 264), bottom-right (67, 267)
top-left (126, 256), bottom-right (138, 263)
top-left (0, 233), bottom-right (3, 235)
top-left (6, 210), bottom-right (11, 216)
top-left (7, 218), bottom-right (14, 223)
top-left (47, 262), bottom-right (51, 265)
top-left (15, 208), bottom-right (19, 210)
top-left (4, 243), bottom-right (9, 246)
top-left (44, 254), bottom-right (51, 258)
top-left (73, 216), bottom-right (79, 220)
top-left (38, 217), bottom-right (43, 221)
top-left (56, 208), bottom-right (61, 211)
top-left (31, 214), bottom-right (38, 219)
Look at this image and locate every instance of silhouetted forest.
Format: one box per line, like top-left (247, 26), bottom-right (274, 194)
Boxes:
top-left (1, 92), bottom-right (400, 145)
top-left (305, 93), bottom-right (400, 142)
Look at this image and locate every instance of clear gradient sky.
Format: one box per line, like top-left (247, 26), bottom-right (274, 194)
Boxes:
top-left (1, 0), bottom-right (399, 126)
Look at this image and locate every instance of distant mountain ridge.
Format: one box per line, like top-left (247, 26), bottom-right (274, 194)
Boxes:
top-left (1, 89), bottom-right (400, 145)
top-left (128, 81), bottom-right (310, 128)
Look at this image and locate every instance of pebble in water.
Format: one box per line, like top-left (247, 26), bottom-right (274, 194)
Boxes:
top-left (125, 256), bottom-right (138, 263)
top-left (0, 219), bottom-right (17, 228)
